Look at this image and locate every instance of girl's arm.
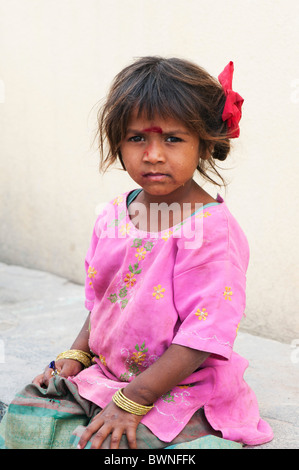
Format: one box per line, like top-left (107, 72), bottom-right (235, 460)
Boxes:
top-left (33, 312), bottom-right (91, 386)
top-left (78, 344), bottom-right (209, 449)
top-left (69, 311), bottom-right (91, 353)
top-left (123, 344), bottom-right (209, 406)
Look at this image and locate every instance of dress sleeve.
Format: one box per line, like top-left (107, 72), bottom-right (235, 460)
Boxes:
top-left (172, 260), bottom-right (247, 359)
top-left (172, 207), bottom-right (249, 360)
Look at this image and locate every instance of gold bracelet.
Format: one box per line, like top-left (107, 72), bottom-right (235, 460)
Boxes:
top-left (56, 349), bottom-right (93, 368)
top-left (112, 388), bottom-right (154, 416)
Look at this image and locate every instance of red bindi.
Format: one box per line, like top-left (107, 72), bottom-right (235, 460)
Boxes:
top-left (142, 126), bottom-right (163, 134)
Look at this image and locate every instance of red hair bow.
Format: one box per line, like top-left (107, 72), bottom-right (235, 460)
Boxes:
top-left (218, 61), bottom-right (244, 138)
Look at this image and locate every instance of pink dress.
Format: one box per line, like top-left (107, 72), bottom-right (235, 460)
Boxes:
top-left (69, 191), bottom-right (273, 445)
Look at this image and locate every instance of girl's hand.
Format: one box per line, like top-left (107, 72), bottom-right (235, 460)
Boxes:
top-left (32, 359), bottom-right (83, 388)
top-left (77, 401), bottom-right (142, 449)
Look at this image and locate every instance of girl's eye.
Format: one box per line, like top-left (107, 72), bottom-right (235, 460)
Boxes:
top-left (128, 135), bottom-right (145, 142)
top-left (166, 136), bottom-right (183, 143)
top-left (127, 135), bottom-right (183, 143)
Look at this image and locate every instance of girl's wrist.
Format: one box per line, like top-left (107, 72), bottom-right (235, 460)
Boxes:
top-left (56, 349), bottom-right (93, 369)
top-left (122, 383), bottom-right (159, 408)
top-left (112, 388), bottom-right (154, 415)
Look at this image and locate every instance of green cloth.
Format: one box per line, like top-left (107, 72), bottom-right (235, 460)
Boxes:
top-left (0, 377), bottom-right (94, 449)
top-left (165, 435), bottom-right (243, 449)
top-left (0, 376), bottom-right (242, 449)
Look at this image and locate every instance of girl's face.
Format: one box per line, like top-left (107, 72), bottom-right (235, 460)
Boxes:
top-left (120, 110), bottom-right (201, 200)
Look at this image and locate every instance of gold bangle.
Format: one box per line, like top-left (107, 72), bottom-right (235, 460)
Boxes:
top-left (112, 388), bottom-right (154, 416)
top-left (56, 349), bottom-right (92, 368)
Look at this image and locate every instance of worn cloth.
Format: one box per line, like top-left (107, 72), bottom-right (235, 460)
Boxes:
top-left (68, 191), bottom-right (273, 446)
top-left (0, 376), bottom-right (222, 449)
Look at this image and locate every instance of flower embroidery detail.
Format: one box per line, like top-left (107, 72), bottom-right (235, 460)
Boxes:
top-left (162, 230), bottom-right (173, 241)
top-left (108, 293), bottom-right (118, 303)
top-left (113, 195), bottom-right (124, 206)
top-left (177, 384), bottom-right (195, 389)
top-left (162, 391), bottom-right (175, 403)
top-left (131, 238), bottom-right (143, 248)
top-left (131, 351), bottom-right (147, 365)
top-left (144, 241), bottom-right (154, 252)
top-left (152, 284), bottom-right (165, 300)
top-left (124, 263), bottom-right (142, 287)
top-left (223, 286), bottom-right (233, 300)
top-left (99, 354), bottom-right (107, 366)
top-left (195, 308), bottom-right (208, 320)
top-left (119, 223), bottom-right (131, 236)
top-left (121, 299), bottom-right (128, 309)
top-left (119, 287), bottom-right (128, 298)
top-left (88, 267), bottom-right (97, 289)
top-left (108, 210), bottom-right (126, 228)
top-left (124, 272), bottom-right (137, 287)
top-left (120, 342), bottom-right (151, 381)
top-left (135, 247), bottom-right (147, 261)
top-left (88, 267), bottom-right (97, 278)
top-left (196, 211), bottom-right (211, 219)
top-left (106, 238), bottom-right (155, 311)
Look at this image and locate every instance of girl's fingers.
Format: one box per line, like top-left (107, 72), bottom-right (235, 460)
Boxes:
top-left (108, 429), bottom-right (124, 450)
top-left (32, 367), bottom-right (52, 387)
top-left (77, 403), bottom-right (140, 449)
top-left (90, 426), bottom-right (134, 449)
top-left (77, 420), bottom-right (137, 450)
top-left (125, 427), bottom-right (138, 449)
top-left (32, 373), bottom-right (44, 386)
top-left (90, 424), bottom-right (114, 449)
top-left (77, 415), bottom-right (105, 449)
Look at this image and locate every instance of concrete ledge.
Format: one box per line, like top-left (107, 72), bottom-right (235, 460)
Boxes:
top-left (0, 262), bottom-right (298, 449)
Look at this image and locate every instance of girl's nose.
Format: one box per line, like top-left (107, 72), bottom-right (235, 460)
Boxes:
top-left (142, 141), bottom-right (165, 163)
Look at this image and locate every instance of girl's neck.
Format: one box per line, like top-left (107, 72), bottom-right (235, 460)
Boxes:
top-left (137, 179), bottom-right (216, 208)
top-left (128, 180), bottom-right (217, 233)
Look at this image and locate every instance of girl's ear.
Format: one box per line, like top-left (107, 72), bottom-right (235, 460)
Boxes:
top-left (198, 142), bottom-right (212, 161)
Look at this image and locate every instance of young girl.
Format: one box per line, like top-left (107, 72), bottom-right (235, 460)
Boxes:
top-left (1, 57), bottom-right (273, 449)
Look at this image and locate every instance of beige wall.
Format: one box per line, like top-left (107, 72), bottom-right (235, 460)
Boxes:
top-left (0, 0), bottom-right (298, 343)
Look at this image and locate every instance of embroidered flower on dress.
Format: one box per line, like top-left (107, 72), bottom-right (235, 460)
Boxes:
top-left (106, 237), bottom-right (155, 311)
top-left (88, 267), bottom-right (97, 278)
top-left (99, 354), bottom-right (107, 366)
top-left (131, 351), bottom-right (147, 365)
top-left (87, 267), bottom-right (97, 288)
top-left (108, 293), bottom-right (118, 303)
top-left (135, 247), bottom-right (147, 261)
top-left (118, 287), bottom-right (128, 298)
top-left (119, 223), bottom-right (131, 236)
top-left (162, 231), bottom-right (173, 241)
top-left (120, 342), bottom-right (150, 380)
top-left (144, 241), bottom-right (154, 252)
top-left (195, 308), bottom-right (208, 320)
top-left (131, 238), bottom-right (143, 248)
top-left (196, 211), bottom-right (212, 219)
top-left (113, 195), bottom-right (124, 206)
top-left (223, 287), bottom-right (233, 300)
top-left (124, 272), bottom-right (137, 287)
top-left (162, 391), bottom-right (175, 403)
top-left (152, 284), bottom-right (165, 299)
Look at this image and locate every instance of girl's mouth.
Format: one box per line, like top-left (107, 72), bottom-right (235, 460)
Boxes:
top-left (142, 172), bottom-right (169, 181)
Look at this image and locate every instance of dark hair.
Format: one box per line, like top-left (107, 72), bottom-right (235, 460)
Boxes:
top-left (96, 56), bottom-right (230, 186)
